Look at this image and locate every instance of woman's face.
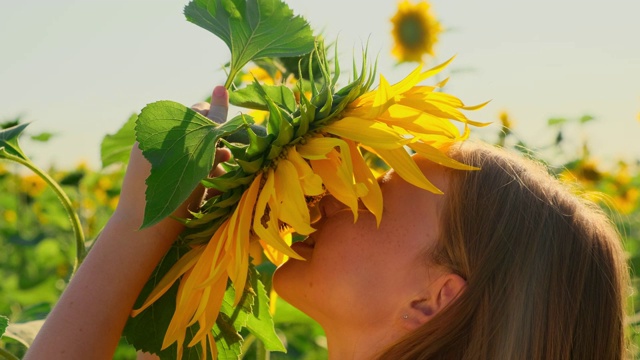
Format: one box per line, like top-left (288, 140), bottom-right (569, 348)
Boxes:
top-left (273, 155), bottom-right (449, 333)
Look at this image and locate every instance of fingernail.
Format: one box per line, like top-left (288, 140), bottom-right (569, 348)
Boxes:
top-left (213, 86), bottom-right (226, 98)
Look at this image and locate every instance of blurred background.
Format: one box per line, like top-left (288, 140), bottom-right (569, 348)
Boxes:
top-left (1, 0), bottom-right (639, 169)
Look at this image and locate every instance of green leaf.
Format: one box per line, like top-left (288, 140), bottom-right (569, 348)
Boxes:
top-left (245, 275), bottom-right (285, 352)
top-left (135, 101), bottom-right (246, 228)
top-left (101, 113), bottom-right (137, 168)
top-left (229, 84), bottom-right (297, 114)
top-left (246, 125), bottom-right (271, 159)
top-left (0, 315), bottom-right (8, 337)
top-left (579, 114), bottom-right (595, 124)
top-left (184, 0), bottom-right (315, 85)
top-left (3, 320), bottom-right (45, 348)
top-left (236, 157), bottom-right (263, 173)
top-left (59, 169), bottom-right (85, 187)
top-left (201, 171), bottom-right (255, 192)
top-left (0, 122), bottom-right (30, 161)
top-left (30, 132), bottom-right (54, 142)
top-left (547, 117), bottom-right (566, 126)
top-left (212, 319), bottom-right (243, 360)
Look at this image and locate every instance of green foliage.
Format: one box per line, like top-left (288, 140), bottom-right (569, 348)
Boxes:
top-left (135, 101), bottom-right (248, 228)
top-left (0, 123), bottom-right (29, 161)
top-left (229, 84), bottom-right (297, 114)
top-left (0, 316), bottom-right (7, 337)
top-left (29, 132), bottom-right (54, 142)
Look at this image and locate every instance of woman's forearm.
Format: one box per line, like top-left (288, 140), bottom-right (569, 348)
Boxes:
top-left (24, 212), bottom-right (182, 360)
top-left (25, 89), bottom-right (229, 360)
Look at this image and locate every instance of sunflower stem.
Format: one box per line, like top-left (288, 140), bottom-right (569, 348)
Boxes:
top-left (1, 153), bottom-right (86, 273)
top-left (224, 67), bottom-right (240, 90)
top-left (256, 340), bottom-right (270, 360)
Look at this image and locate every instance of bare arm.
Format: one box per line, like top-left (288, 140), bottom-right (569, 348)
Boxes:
top-left (25, 87), bottom-right (229, 360)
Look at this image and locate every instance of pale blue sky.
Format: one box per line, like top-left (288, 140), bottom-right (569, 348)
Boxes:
top-left (1, 0), bottom-right (639, 169)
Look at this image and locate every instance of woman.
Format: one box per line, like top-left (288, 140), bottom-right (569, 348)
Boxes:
top-left (275, 141), bottom-right (630, 359)
top-left (26, 87), bottom-right (629, 359)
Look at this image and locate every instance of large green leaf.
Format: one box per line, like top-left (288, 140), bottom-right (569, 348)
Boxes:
top-left (184, 0), bottom-right (315, 82)
top-left (135, 101), bottom-right (246, 228)
top-left (101, 113), bottom-right (137, 168)
top-left (0, 122), bottom-right (29, 161)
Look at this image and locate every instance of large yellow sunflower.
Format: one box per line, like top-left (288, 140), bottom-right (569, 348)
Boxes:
top-left (131, 56), bottom-right (486, 357)
top-left (391, 0), bottom-right (443, 63)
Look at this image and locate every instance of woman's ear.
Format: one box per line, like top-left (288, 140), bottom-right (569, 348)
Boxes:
top-left (401, 273), bottom-right (466, 330)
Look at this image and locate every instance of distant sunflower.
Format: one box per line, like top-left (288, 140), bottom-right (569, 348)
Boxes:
top-left (391, 0), bottom-right (442, 63)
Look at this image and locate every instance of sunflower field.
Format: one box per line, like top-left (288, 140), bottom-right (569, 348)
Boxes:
top-left (1, 0), bottom-right (639, 359)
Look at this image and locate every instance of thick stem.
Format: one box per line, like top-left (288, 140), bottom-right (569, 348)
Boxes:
top-left (2, 154), bottom-right (86, 272)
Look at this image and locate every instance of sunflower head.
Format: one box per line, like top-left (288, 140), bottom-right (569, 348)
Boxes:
top-left (391, 0), bottom-right (442, 63)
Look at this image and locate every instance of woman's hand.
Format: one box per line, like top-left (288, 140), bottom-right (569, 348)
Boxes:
top-left (25, 86), bottom-right (231, 360)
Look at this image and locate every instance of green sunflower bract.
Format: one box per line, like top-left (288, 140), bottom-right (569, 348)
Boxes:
top-left (123, 0), bottom-right (488, 358)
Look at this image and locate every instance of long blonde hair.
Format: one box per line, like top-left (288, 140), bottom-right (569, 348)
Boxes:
top-left (379, 142), bottom-right (629, 360)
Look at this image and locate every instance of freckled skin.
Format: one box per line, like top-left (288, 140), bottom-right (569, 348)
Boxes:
top-left (273, 155), bottom-right (448, 340)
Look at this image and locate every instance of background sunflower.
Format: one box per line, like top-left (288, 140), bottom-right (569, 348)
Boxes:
top-left (391, 0), bottom-right (442, 63)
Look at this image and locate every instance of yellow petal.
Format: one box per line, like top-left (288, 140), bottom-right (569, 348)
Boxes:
top-left (187, 286), bottom-right (211, 327)
top-left (420, 55), bottom-right (456, 80)
top-left (288, 146), bottom-right (324, 196)
top-left (297, 136), bottom-right (345, 160)
top-left (249, 240), bottom-right (264, 265)
top-left (208, 333), bottom-right (218, 360)
top-left (188, 271), bottom-right (227, 348)
top-left (347, 140), bottom-right (383, 226)
top-left (275, 159), bottom-right (316, 235)
top-left (197, 224), bottom-right (231, 288)
top-left (366, 75), bottom-right (394, 118)
top-left (131, 245), bottom-right (205, 317)
top-left (310, 150), bottom-right (360, 221)
top-left (369, 146), bottom-right (443, 194)
top-left (388, 63), bottom-right (427, 97)
top-left (253, 168), bottom-right (305, 260)
top-left (260, 228), bottom-right (293, 266)
top-left (226, 173), bottom-right (262, 305)
top-left (461, 99), bottom-right (491, 111)
top-left (164, 269), bottom-right (202, 350)
top-left (324, 116), bottom-right (409, 149)
top-left (398, 96), bottom-right (488, 127)
top-left (408, 141), bottom-right (479, 171)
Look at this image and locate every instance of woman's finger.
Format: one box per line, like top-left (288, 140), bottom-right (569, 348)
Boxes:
top-left (207, 86), bottom-right (229, 124)
top-left (190, 87), bottom-right (228, 124)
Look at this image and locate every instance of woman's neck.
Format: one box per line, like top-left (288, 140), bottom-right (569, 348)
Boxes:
top-left (323, 322), bottom-right (402, 360)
